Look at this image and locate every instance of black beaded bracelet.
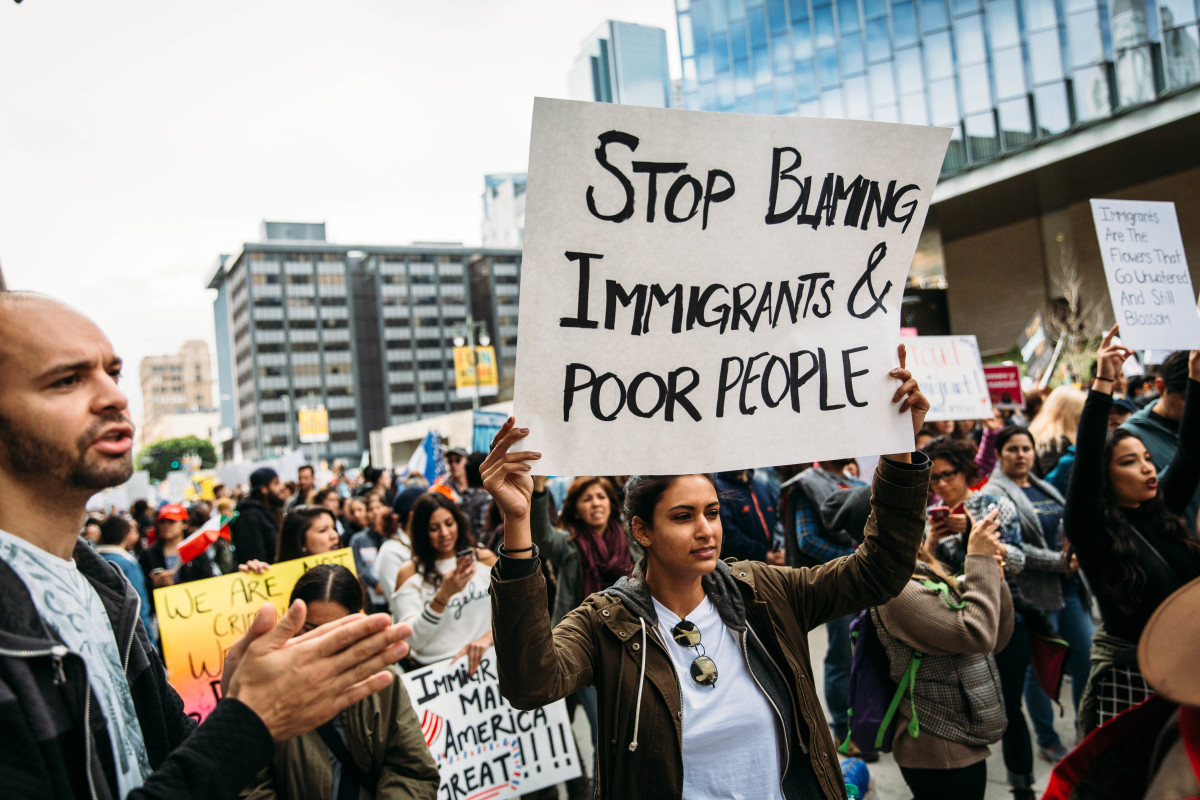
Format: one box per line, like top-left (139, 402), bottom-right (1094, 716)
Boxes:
top-left (502, 544), bottom-right (535, 553)
top-left (1094, 377), bottom-right (1114, 383)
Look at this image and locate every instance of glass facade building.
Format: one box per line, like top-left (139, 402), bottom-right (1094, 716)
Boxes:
top-left (675, 0), bottom-right (1200, 172)
top-left (570, 21), bottom-right (675, 108)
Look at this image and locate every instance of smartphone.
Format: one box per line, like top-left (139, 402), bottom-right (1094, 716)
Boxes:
top-left (929, 506), bottom-right (950, 522)
top-left (456, 548), bottom-right (476, 562)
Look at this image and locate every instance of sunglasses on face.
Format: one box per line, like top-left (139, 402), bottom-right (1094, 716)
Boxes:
top-left (671, 619), bottom-right (719, 687)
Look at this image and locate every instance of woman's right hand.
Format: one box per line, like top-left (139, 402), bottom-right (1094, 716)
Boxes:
top-left (439, 555), bottom-right (476, 597)
top-left (966, 509), bottom-right (1004, 564)
top-left (1094, 326), bottom-right (1135, 392)
top-left (481, 417), bottom-right (541, 521)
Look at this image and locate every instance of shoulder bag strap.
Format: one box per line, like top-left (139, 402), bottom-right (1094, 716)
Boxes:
top-left (316, 720), bottom-right (371, 800)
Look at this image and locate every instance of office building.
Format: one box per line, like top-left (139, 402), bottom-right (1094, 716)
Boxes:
top-left (206, 222), bottom-right (521, 462)
top-left (674, 0), bottom-right (1200, 351)
top-left (570, 21), bottom-right (675, 107)
top-left (482, 173), bottom-right (526, 248)
top-left (138, 340), bottom-right (214, 447)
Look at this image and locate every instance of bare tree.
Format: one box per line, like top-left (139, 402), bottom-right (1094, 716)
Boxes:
top-left (1045, 233), bottom-right (1108, 384)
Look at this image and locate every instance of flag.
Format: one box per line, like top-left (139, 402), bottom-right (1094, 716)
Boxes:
top-left (403, 431), bottom-right (445, 487)
top-left (178, 511), bottom-right (237, 565)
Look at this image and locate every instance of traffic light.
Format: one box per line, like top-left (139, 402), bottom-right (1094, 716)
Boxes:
top-left (171, 460), bottom-right (181, 469)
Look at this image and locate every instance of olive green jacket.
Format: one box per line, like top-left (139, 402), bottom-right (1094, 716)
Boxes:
top-left (491, 454), bottom-right (930, 800)
top-left (240, 667), bottom-right (440, 800)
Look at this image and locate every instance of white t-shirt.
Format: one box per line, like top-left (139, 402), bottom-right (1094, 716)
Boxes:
top-left (376, 536), bottom-right (412, 618)
top-left (393, 555), bottom-right (492, 664)
top-left (652, 595), bottom-right (784, 800)
top-left (0, 529), bottom-right (152, 797)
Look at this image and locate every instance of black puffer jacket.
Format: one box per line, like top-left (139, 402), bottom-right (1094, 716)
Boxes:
top-left (231, 495), bottom-right (282, 564)
top-left (0, 539), bottom-right (274, 799)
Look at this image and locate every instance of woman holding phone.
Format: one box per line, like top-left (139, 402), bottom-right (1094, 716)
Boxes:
top-left (482, 347), bottom-right (932, 800)
top-left (392, 492), bottom-right (496, 673)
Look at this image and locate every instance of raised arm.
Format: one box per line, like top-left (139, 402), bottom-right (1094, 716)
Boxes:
top-left (1159, 352), bottom-right (1200, 515)
top-left (1064, 326), bottom-right (1135, 566)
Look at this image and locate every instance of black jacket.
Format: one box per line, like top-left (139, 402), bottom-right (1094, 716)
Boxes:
top-left (138, 542), bottom-right (214, 602)
top-left (0, 539), bottom-right (274, 799)
top-left (231, 495), bottom-right (282, 564)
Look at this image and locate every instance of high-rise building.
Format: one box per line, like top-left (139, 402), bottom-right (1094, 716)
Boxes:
top-left (673, 0), bottom-right (1200, 351)
top-left (206, 223), bottom-right (522, 462)
top-left (482, 173), bottom-right (526, 248)
top-left (138, 341), bottom-right (214, 447)
top-left (569, 21), bottom-right (675, 107)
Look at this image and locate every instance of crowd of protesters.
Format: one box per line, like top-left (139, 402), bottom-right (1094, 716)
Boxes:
top-left (19, 288), bottom-right (1200, 800)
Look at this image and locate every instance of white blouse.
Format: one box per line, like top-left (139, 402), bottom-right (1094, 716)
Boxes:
top-left (392, 555), bottom-right (493, 665)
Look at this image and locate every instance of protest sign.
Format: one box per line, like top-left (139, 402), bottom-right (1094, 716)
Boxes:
top-left (154, 548), bottom-right (357, 721)
top-left (514, 98), bottom-right (950, 474)
top-left (983, 365), bottom-right (1024, 409)
top-left (401, 648), bottom-right (580, 800)
top-left (1090, 199), bottom-right (1200, 349)
top-left (904, 335), bottom-right (991, 421)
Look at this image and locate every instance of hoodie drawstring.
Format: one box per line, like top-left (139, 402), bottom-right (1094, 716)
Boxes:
top-left (628, 617), bottom-right (647, 752)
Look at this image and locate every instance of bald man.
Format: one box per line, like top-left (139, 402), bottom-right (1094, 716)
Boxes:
top-left (0, 291), bottom-right (413, 800)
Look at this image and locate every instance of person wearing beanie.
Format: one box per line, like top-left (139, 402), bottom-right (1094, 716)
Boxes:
top-left (231, 467), bottom-right (286, 565)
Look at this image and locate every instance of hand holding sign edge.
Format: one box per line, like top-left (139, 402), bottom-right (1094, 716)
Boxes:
top-left (884, 343), bottom-right (929, 464)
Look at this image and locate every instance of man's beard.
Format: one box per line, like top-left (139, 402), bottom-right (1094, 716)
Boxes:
top-left (0, 411), bottom-right (134, 491)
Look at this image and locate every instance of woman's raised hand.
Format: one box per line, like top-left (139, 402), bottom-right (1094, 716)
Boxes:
top-left (890, 343), bottom-right (931, 436)
top-left (481, 417), bottom-right (541, 522)
top-left (1094, 326), bottom-right (1136, 391)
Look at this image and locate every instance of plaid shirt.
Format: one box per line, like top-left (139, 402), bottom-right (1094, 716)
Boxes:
top-left (794, 491), bottom-right (855, 563)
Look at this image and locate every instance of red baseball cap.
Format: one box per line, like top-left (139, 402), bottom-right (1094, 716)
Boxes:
top-left (156, 503), bottom-right (188, 522)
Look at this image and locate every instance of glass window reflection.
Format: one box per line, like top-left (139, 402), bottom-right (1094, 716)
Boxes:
top-left (755, 85), bottom-right (775, 113)
top-left (866, 17), bottom-right (892, 60)
top-left (901, 90), bottom-right (930, 123)
top-left (773, 33), bottom-right (792, 71)
top-left (896, 46), bottom-right (926, 91)
top-left (841, 32), bottom-right (866, 74)
top-left (713, 33), bottom-right (731, 72)
top-left (710, 0), bottom-right (729, 33)
top-left (992, 46), bottom-right (1028, 98)
top-left (1067, 9), bottom-right (1105, 65)
top-left (768, 0), bottom-right (790, 32)
top-left (954, 0), bottom-right (982, 15)
top-left (822, 88), bottom-right (847, 117)
top-left (1034, 81), bottom-right (1071, 132)
top-left (774, 74), bottom-right (797, 110)
top-left (717, 71), bottom-right (737, 106)
top-left (925, 31), bottom-right (955, 78)
top-left (965, 112), bottom-right (999, 161)
top-left (754, 45), bottom-right (773, 83)
top-left (749, 5), bottom-right (769, 46)
top-left (869, 61), bottom-right (897, 103)
top-left (954, 14), bottom-right (986, 61)
top-left (815, 6), bottom-right (837, 46)
top-left (873, 103), bottom-right (900, 121)
top-left (929, 77), bottom-right (961, 123)
top-left (1029, 29), bottom-right (1065, 82)
top-left (844, 75), bottom-right (871, 116)
top-left (731, 19), bottom-right (749, 59)
top-left (792, 0), bottom-right (811, 22)
top-left (1073, 65), bottom-right (1113, 117)
top-left (960, 62), bottom-right (994, 111)
top-left (795, 59), bottom-right (819, 98)
top-left (998, 97), bottom-right (1035, 148)
top-left (1023, 0), bottom-right (1059, 30)
top-left (794, 21), bottom-right (814, 58)
top-left (893, 1), bottom-right (919, 44)
top-left (1161, 0), bottom-right (1196, 25)
top-left (1162, 22), bottom-right (1200, 87)
top-left (922, 0), bottom-right (951, 31)
top-left (735, 57), bottom-right (754, 95)
top-left (839, 0), bottom-right (862, 31)
top-left (679, 12), bottom-right (695, 56)
top-left (986, 0), bottom-right (1022, 46)
top-left (865, 0), bottom-right (886, 17)
top-left (818, 45), bottom-right (842, 86)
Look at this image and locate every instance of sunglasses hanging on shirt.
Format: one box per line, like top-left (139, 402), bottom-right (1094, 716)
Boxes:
top-left (671, 619), bottom-right (719, 687)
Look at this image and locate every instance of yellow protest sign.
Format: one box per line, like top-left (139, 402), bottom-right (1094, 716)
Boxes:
top-left (453, 345), bottom-right (499, 398)
top-left (298, 406), bottom-right (330, 443)
top-left (153, 548), bottom-right (357, 721)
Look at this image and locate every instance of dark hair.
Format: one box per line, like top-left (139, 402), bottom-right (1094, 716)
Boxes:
top-left (1096, 429), bottom-right (1200, 615)
top-left (824, 457), bottom-right (857, 472)
top-left (995, 424), bottom-right (1035, 453)
top-left (465, 452), bottom-right (486, 489)
top-left (132, 499), bottom-right (149, 516)
top-left (99, 516), bottom-right (131, 546)
top-left (276, 506), bottom-right (339, 562)
top-left (409, 493), bottom-right (474, 587)
top-left (298, 464), bottom-right (314, 477)
top-left (312, 487), bottom-right (339, 507)
top-left (921, 436), bottom-right (980, 484)
top-left (1158, 350), bottom-right (1189, 396)
top-left (289, 564), bottom-right (364, 613)
top-left (621, 474), bottom-right (719, 572)
top-left (84, 517), bottom-right (103, 530)
top-left (561, 477), bottom-right (621, 535)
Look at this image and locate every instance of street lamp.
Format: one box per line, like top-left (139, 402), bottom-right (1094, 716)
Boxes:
top-left (453, 315), bottom-right (491, 411)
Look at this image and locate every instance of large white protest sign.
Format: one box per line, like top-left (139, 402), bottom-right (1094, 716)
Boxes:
top-left (902, 335), bottom-right (991, 422)
top-left (1090, 199), bottom-right (1200, 350)
top-left (514, 98), bottom-right (950, 474)
top-left (400, 649), bottom-right (580, 800)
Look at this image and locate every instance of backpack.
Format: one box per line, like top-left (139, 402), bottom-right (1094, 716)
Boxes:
top-left (842, 576), bottom-right (973, 756)
top-left (841, 608), bottom-right (922, 757)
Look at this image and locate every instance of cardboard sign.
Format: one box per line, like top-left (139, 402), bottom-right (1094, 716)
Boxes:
top-left (514, 98), bottom-right (950, 474)
top-left (904, 335), bottom-right (991, 421)
top-left (1090, 199), bottom-right (1200, 349)
top-left (400, 649), bottom-right (580, 800)
top-left (983, 365), bottom-right (1024, 409)
top-left (154, 548), bottom-right (357, 721)
top-left (453, 346), bottom-right (500, 399)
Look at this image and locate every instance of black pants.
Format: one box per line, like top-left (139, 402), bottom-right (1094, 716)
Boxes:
top-left (995, 616), bottom-right (1034, 784)
top-left (900, 761), bottom-right (988, 800)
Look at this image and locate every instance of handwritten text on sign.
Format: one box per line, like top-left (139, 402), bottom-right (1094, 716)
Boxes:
top-left (904, 335), bottom-right (991, 421)
top-left (514, 99), bottom-right (950, 474)
top-left (400, 649), bottom-right (580, 800)
top-left (153, 548), bottom-right (357, 721)
top-left (1090, 199), bottom-right (1200, 350)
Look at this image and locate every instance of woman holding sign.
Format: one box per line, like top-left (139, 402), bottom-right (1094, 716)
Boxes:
top-left (1065, 330), bottom-right (1200, 735)
top-left (482, 346), bottom-right (931, 800)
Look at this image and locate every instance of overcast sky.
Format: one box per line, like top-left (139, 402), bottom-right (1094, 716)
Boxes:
top-left (0, 0), bottom-right (680, 426)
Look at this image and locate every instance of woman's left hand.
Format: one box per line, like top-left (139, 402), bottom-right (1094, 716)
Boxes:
top-left (238, 559), bottom-right (271, 575)
top-left (453, 631), bottom-right (494, 676)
